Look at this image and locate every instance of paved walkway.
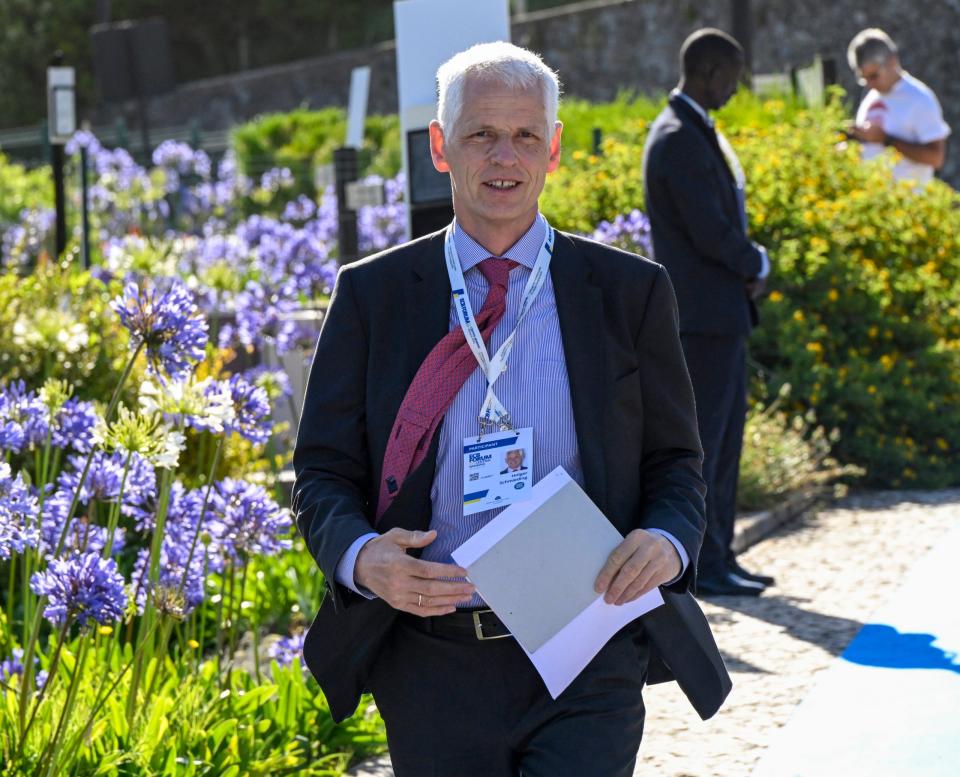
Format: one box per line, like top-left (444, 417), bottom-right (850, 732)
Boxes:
top-left (635, 490), bottom-right (960, 776)
top-left (349, 490), bottom-right (960, 777)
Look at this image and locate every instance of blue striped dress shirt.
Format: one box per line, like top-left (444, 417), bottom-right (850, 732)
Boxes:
top-left (335, 215), bottom-right (687, 604)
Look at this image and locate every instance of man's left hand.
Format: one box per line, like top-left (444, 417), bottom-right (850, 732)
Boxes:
top-left (849, 121), bottom-right (885, 144)
top-left (594, 530), bottom-right (682, 605)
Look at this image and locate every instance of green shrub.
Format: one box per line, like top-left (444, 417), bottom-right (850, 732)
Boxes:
top-left (0, 152), bottom-right (51, 223)
top-left (540, 90), bottom-right (960, 488)
top-left (231, 108), bottom-right (401, 196)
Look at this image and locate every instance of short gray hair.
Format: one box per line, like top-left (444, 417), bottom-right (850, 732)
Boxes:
top-left (436, 41), bottom-right (561, 139)
top-left (847, 28), bottom-right (898, 72)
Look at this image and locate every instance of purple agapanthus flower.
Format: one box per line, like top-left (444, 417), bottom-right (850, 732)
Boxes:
top-left (0, 381), bottom-right (49, 452)
top-left (111, 279), bottom-right (209, 380)
top-left (281, 194), bottom-right (317, 223)
top-left (0, 463), bottom-right (40, 560)
top-left (268, 633), bottom-right (305, 667)
top-left (39, 491), bottom-right (125, 558)
top-left (0, 648), bottom-right (47, 689)
top-left (223, 374), bottom-right (272, 445)
top-left (52, 398), bottom-right (99, 453)
top-left (202, 478), bottom-right (291, 563)
top-left (590, 209), bottom-right (653, 257)
top-left (30, 552), bottom-right (128, 627)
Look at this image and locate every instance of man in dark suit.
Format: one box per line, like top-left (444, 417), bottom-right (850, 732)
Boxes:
top-left (294, 41), bottom-right (730, 776)
top-left (500, 448), bottom-right (528, 474)
top-left (643, 29), bottom-right (774, 597)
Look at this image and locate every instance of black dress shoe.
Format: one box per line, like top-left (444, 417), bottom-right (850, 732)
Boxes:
top-left (696, 571), bottom-right (766, 597)
top-left (728, 559), bottom-right (775, 587)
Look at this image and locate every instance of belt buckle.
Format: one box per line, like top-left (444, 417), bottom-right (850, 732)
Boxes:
top-left (472, 609), bottom-right (509, 640)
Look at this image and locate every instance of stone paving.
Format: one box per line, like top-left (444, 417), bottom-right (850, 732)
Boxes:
top-left (634, 489), bottom-right (960, 777)
top-left (349, 489), bottom-right (960, 777)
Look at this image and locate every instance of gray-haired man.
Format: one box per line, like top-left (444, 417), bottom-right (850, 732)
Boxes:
top-left (293, 41), bottom-right (728, 775)
top-left (847, 27), bottom-right (950, 185)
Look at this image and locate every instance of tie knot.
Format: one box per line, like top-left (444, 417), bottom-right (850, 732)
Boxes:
top-left (478, 257), bottom-right (517, 289)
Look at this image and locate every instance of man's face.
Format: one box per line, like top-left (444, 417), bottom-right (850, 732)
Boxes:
top-left (505, 450), bottom-right (523, 470)
top-left (704, 60), bottom-right (743, 111)
top-left (429, 77), bottom-right (562, 238)
top-left (856, 56), bottom-right (899, 93)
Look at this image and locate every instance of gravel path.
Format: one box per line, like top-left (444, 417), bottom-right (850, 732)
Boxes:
top-left (635, 489), bottom-right (960, 777)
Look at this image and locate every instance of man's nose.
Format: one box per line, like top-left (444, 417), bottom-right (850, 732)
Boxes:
top-left (489, 136), bottom-right (519, 165)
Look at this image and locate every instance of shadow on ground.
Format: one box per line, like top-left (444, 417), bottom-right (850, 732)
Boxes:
top-left (713, 595), bottom-right (864, 657)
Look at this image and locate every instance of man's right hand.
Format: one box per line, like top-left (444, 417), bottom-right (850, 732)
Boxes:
top-left (354, 528), bottom-right (475, 616)
top-left (746, 277), bottom-right (767, 300)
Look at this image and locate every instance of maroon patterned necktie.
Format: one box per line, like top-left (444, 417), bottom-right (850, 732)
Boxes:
top-left (375, 257), bottom-right (518, 523)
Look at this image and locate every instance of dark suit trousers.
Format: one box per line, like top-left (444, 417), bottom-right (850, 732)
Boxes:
top-left (680, 334), bottom-right (748, 579)
top-left (366, 616), bottom-right (649, 776)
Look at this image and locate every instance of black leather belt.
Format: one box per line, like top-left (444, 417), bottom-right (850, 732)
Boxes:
top-left (405, 608), bottom-right (512, 641)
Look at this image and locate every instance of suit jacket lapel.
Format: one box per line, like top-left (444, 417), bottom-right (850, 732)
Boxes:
top-left (669, 95), bottom-right (735, 186)
top-left (406, 232), bottom-right (451, 383)
top-left (550, 234), bottom-right (608, 512)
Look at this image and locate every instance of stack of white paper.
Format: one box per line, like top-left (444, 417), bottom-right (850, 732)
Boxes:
top-left (452, 467), bottom-right (664, 697)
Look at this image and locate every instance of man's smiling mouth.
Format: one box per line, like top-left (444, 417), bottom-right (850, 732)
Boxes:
top-left (484, 180), bottom-right (521, 190)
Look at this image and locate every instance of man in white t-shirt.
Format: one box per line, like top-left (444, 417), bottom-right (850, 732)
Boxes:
top-left (846, 28), bottom-right (950, 186)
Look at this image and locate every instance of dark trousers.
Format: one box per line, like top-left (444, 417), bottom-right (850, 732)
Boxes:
top-left (680, 333), bottom-right (748, 580)
top-left (367, 616), bottom-right (649, 777)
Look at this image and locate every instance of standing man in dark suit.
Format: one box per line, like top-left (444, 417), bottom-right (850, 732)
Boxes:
top-left (294, 41), bottom-right (730, 776)
top-left (643, 28), bottom-right (774, 597)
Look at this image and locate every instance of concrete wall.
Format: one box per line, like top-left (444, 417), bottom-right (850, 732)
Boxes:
top-left (97, 0), bottom-right (960, 183)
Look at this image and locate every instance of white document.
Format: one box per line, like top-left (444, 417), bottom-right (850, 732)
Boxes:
top-left (452, 467), bottom-right (664, 698)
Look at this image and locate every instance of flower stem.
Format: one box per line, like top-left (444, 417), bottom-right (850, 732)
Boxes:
top-left (39, 633), bottom-right (90, 777)
top-left (15, 614), bottom-right (73, 761)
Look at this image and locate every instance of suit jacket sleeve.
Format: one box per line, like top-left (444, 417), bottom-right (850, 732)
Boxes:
top-left (635, 265), bottom-right (706, 590)
top-left (658, 133), bottom-right (763, 280)
top-left (292, 266), bottom-right (377, 607)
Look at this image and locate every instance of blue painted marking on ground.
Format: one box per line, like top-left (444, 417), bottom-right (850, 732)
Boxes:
top-left (753, 525), bottom-right (960, 777)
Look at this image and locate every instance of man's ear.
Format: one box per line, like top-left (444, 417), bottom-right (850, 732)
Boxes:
top-left (546, 121), bottom-right (563, 173)
top-left (429, 120), bottom-right (451, 173)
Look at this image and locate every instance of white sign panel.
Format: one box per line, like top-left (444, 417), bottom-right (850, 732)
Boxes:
top-left (47, 67), bottom-right (77, 144)
top-left (346, 66), bottom-right (371, 149)
top-left (394, 0), bottom-right (510, 233)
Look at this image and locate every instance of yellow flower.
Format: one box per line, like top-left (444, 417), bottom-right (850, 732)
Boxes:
top-left (867, 385), bottom-right (877, 395)
top-left (187, 639), bottom-right (200, 650)
top-left (98, 626), bottom-right (113, 636)
top-left (793, 310), bottom-right (805, 322)
top-left (806, 342), bottom-right (823, 354)
top-left (827, 289), bottom-right (839, 302)
top-left (868, 325), bottom-right (879, 339)
top-left (880, 354), bottom-right (894, 371)
top-left (769, 290), bottom-right (784, 302)
top-left (904, 468), bottom-right (917, 480)
top-left (937, 438), bottom-right (949, 451)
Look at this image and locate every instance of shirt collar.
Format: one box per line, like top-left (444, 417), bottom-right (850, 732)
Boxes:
top-left (452, 214), bottom-right (546, 272)
top-left (673, 89), bottom-right (714, 128)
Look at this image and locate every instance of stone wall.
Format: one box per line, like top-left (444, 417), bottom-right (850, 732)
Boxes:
top-left (97, 0), bottom-right (960, 183)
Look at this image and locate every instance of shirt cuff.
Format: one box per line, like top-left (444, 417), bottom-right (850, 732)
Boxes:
top-left (334, 532), bottom-right (380, 599)
top-left (647, 528), bottom-right (690, 585)
top-left (755, 244), bottom-right (770, 279)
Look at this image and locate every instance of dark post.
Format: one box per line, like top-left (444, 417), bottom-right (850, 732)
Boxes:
top-left (592, 127), bottom-right (603, 156)
top-left (49, 52), bottom-right (68, 259)
top-left (731, 0), bottom-right (753, 76)
top-left (333, 146), bottom-right (360, 263)
top-left (80, 146), bottom-right (91, 269)
top-left (52, 143), bottom-right (67, 258)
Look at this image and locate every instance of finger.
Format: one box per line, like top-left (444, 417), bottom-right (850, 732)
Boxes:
top-left (389, 529), bottom-right (438, 549)
top-left (409, 558), bottom-right (471, 580)
top-left (410, 591), bottom-right (474, 609)
top-left (413, 577), bottom-right (476, 598)
top-left (594, 535), bottom-right (641, 593)
top-left (605, 550), bottom-right (654, 603)
top-left (615, 567), bottom-right (660, 605)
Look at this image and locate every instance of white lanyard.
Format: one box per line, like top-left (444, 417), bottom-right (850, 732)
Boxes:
top-left (444, 218), bottom-right (555, 433)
